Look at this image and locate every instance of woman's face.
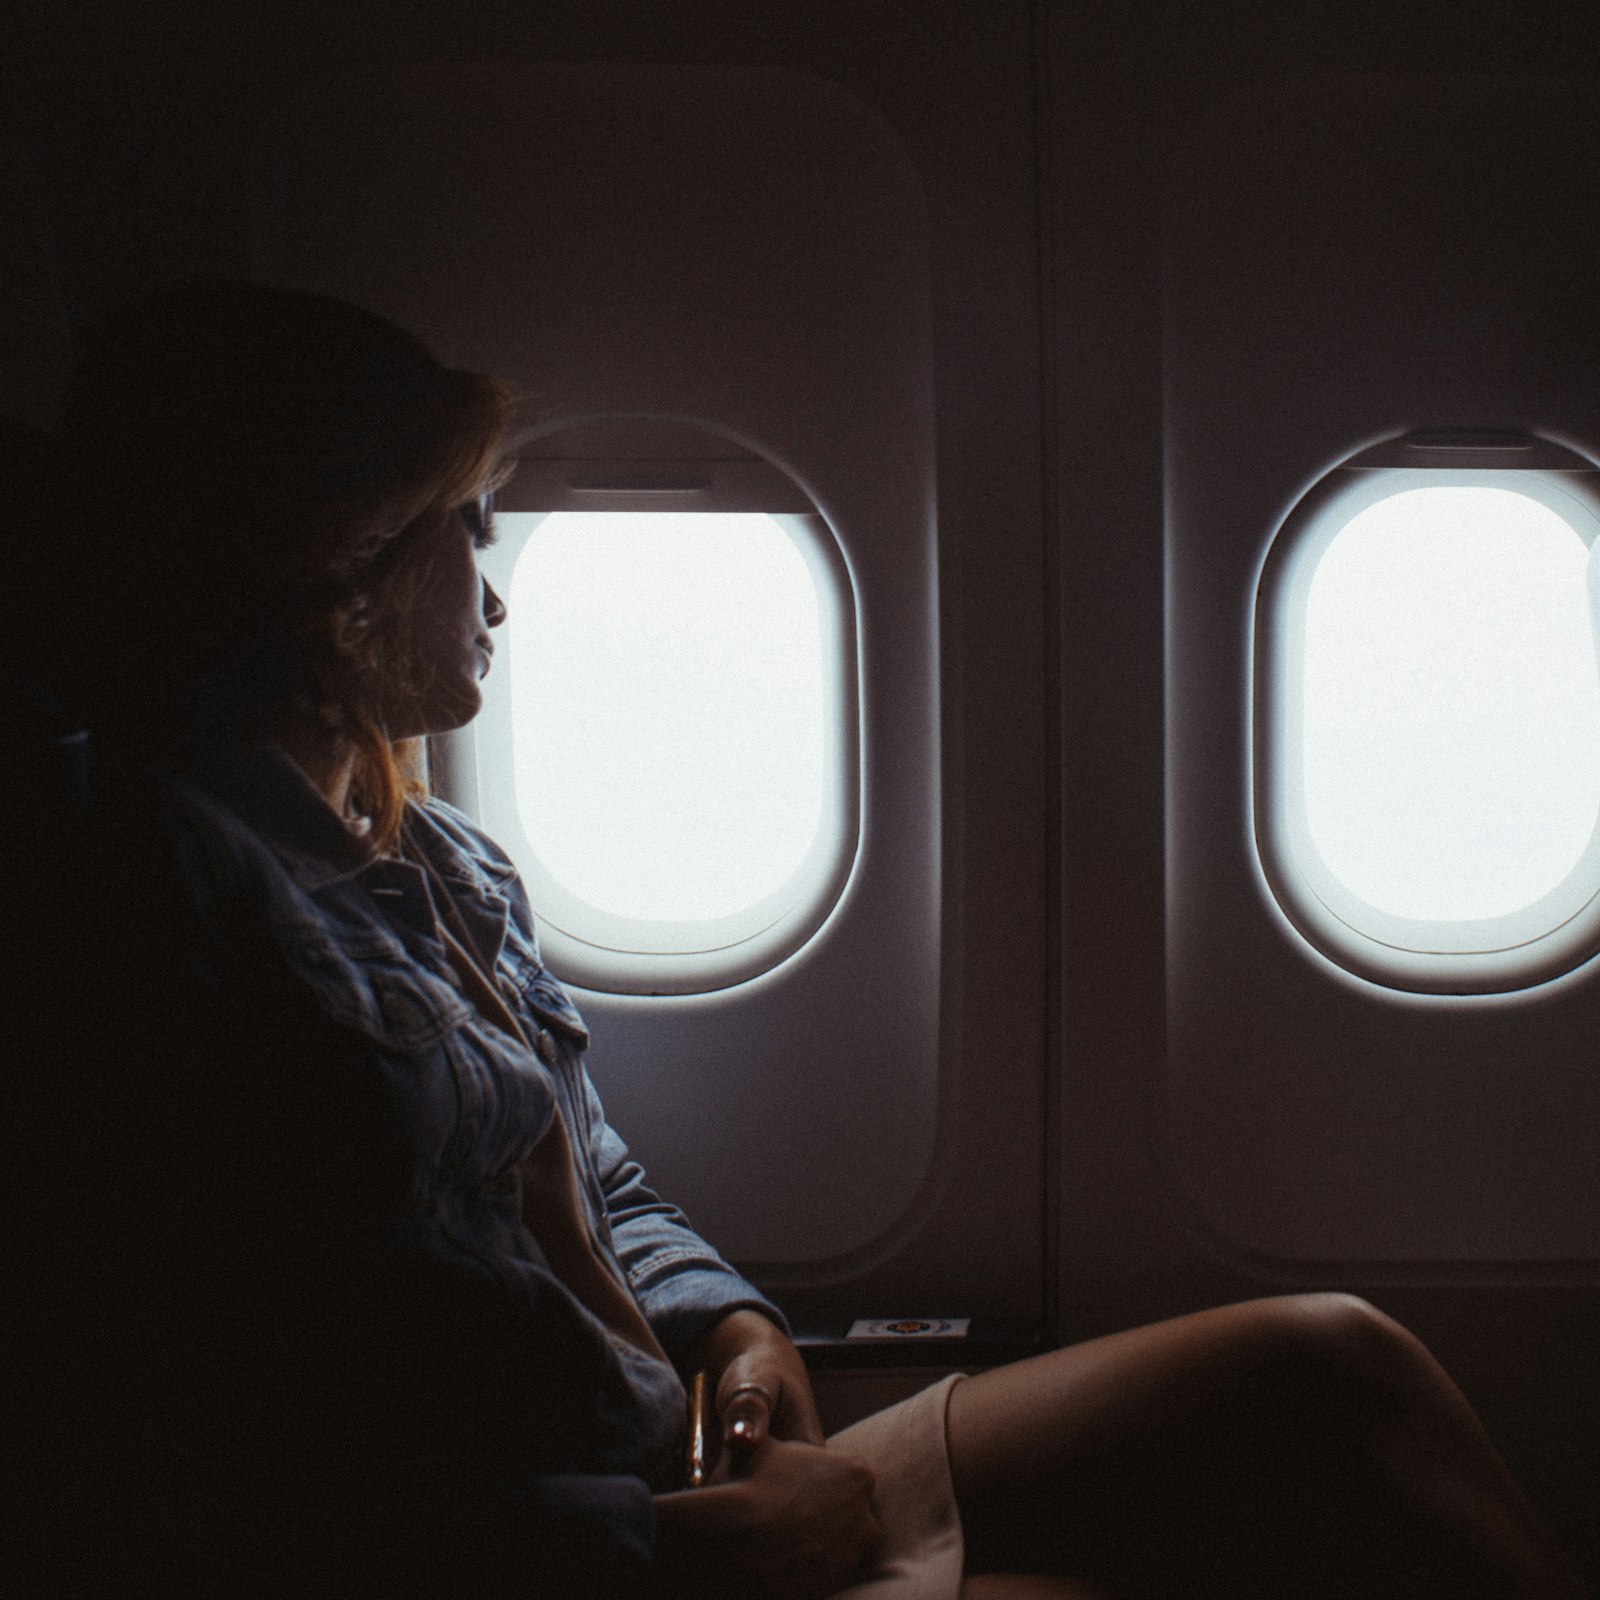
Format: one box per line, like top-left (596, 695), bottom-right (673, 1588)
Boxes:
top-left (383, 498), bottom-right (507, 739)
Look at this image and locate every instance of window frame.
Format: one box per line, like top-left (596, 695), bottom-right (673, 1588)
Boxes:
top-left (1253, 433), bottom-right (1600, 996)
top-left (433, 454), bottom-right (861, 996)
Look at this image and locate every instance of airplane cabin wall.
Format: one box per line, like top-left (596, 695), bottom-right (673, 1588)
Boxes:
top-left (4, 0), bottom-right (1055, 1330)
top-left (7, 0), bottom-right (1600, 1578)
top-left (1046, 13), bottom-right (1600, 1576)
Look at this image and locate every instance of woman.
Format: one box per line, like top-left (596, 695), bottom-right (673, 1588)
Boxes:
top-left (32, 281), bottom-right (1587, 1600)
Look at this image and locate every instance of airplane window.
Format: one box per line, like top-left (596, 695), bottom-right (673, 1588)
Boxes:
top-left (466, 507), bottom-right (859, 994)
top-left (1255, 462), bottom-right (1600, 994)
top-left (509, 510), bottom-right (824, 922)
top-left (1306, 487), bottom-right (1600, 920)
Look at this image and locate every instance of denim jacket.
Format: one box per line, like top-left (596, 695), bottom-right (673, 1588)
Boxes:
top-left (100, 742), bottom-right (784, 1594)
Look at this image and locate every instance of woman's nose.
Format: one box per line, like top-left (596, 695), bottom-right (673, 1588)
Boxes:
top-left (482, 576), bottom-right (507, 628)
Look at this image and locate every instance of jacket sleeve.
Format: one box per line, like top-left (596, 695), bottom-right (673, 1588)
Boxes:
top-left (585, 1074), bottom-right (790, 1361)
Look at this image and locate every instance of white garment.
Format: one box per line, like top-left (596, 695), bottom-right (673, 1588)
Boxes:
top-left (827, 1374), bottom-right (967, 1600)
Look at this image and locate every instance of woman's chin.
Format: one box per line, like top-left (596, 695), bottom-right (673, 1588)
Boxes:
top-left (392, 683), bottom-right (484, 741)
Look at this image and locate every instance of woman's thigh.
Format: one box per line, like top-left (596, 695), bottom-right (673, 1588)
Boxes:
top-left (960, 1579), bottom-right (1115, 1599)
top-left (946, 1294), bottom-right (1574, 1600)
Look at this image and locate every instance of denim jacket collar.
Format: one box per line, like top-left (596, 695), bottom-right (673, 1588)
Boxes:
top-left (182, 742), bottom-right (520, 979)
top-left (401, 808), bottom-right (516, 973)
top-left (182, 740), bottom-right (374, 893)
top-left (179, 739), bottom-right (590, 1044)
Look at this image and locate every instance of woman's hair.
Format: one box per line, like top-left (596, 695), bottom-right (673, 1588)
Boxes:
top-left (54, 281), bottom-right (517, 852)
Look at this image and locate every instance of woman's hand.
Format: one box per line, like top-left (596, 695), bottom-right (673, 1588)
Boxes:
top-left (687, 1309), bottom-right (827, 1454)
top-left (653, 1437), bottom-right (881, 1600)
top-left (657, 1311), bottom-right (878, 1597)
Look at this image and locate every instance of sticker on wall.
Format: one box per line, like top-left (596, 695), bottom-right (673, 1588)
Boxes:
top-left (846, 1318), bottom-right (971, 1340)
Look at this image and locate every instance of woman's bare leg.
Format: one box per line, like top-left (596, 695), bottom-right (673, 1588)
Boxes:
top-left (947, 1293), bottom-right (1586, 1599)
top-left (961, 1579), bottom-right (1116, 1599)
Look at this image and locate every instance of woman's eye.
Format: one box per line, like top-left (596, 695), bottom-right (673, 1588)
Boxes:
top-left (465, 497), bottom-right (498, 550)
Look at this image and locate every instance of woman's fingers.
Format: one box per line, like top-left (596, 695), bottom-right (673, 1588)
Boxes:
top-left (693, 1309), bottom-right (828, 1447)
top-left (753, 1441), bottom-right (881, 1598)
top-left (654, 1441), bottom-right (881, 1600)
top-left (720, 1377), bottom-right (775, 1453)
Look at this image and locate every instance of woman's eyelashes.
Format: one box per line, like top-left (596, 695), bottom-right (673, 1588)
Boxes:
top-left (464, 496), bottom-right (498, 550)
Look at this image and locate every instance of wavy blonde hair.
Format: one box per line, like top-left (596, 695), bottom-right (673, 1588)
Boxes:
top-left (322, 455), bottom-right (517, 854)
top-left (59, 282), bottom-right (518, 854)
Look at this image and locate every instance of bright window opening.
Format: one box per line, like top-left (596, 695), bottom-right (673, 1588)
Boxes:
top-left (1304, 487), bottom-right (1600, 922)
top-left (507, 511), bottom-right (826, 923)
top-left (1256, 457), bottom-right (1600, 993)
top-left (467, 504), bottom-right (860, 994)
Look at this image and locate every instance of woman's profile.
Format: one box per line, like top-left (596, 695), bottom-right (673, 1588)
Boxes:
top-left (23, 280), bottom-right (1588, 1600)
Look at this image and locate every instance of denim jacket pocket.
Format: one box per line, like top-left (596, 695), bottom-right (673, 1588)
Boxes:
top-left (273, 921), bottom-right (474, 1050)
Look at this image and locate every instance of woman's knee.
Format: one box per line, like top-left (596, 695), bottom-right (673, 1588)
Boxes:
top-left (1244, 1293), bottom-right (1431, 1418)
top-left (1265, 1290), bottom-right (1405, 1353)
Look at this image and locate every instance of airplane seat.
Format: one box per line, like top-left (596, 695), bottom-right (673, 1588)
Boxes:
top-left (0, 414), bottom-right (180, 1593)
top-left (1, 703), bottom-right (140, 1593)
top-left (0, 698), bottom-right (250, 1591)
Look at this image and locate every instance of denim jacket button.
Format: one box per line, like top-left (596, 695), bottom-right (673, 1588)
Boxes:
top-left (536, 1028), bottom-right (557, 1065)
